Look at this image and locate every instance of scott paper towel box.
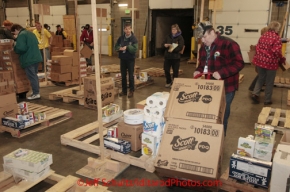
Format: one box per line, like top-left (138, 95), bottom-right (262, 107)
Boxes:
top-left (164, 78), bottom-right (226, 124)
top-left (3, 148), bottom-right (53, 172)
top-left (3, 164), bottom-right (51, 182)
top-left (237, 136), bottom-right (255, 157)
top-left (271, 144), bottom-right (290, 192)
top-left (229, 153), bottom-right (272, 188)
top-left (143, 115), bottom-right (165, 138)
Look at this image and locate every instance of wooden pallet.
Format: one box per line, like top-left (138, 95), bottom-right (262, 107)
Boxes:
top-left (239, 74), bottom-right (244, 83)
top-left (257, 107), bottom-right (290, 130)
top-left (0, 103), bottom-right (72, 138)
top-left (101, 64), bottom-right (140, 73)
top-left (140, 67), bottom-right (183, 77)
top-left (49, 85), bottom-right (85, 105)
top-left (0, 170), bottom-right (111, 192)
top-left (114, 79), bottom-right (154, 90)
top-left (51, 79), bottom-right (81, 87)
top-left (219, 168), bottom-right (268, 192)
top-left (274, 76), bottom-right (290, 88)
top-left (60, 119), bottom-right (155, 173)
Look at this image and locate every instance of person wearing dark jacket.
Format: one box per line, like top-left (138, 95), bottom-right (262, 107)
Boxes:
top-left (11, 24), bottom-right (43, 100)
top-left (80, 24), bottom-right (94, 65)
top-left (0, 20), bottom-right (14, 39)
top-left (163, 24), bottom-right (184, 88)
top-left (114, 24), bottom-right (138, 98)
top-left (55, 24), bottom-right (68, 39)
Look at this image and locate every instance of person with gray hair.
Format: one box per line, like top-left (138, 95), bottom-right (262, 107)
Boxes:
top-left (163, 24), bottom-right (184, 88)
top-left (251, 21), bottom-right (286, 105)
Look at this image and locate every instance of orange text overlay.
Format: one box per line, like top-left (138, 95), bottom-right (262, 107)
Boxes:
top-left (77, 178), bottom-right (222, 187)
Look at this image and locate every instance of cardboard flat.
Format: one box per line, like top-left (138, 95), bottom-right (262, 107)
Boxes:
top-left (164, 78), bottom-right (226, 124)
top-left (84, 77), bottom-right (114, 109)
top-left (155, 118), bottom-right (224, 179)
top-left (80, 44), bottom-right (92, 59)
top-left (50, 72), bottom-right (71, 82)
top-left (117, 120), bottom-right (143, 151)
top-left (51, 64), bottom-right (72, 74)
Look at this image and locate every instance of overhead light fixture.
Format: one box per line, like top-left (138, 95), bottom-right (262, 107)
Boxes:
top-left (118, 3), bottom-right (128, 7)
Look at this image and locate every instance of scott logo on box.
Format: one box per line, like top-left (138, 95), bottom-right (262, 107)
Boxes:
top-left (176, 91), bottom-right (212, 104)
top-left (170, 136), bottom-right (198, 151)
top-left (157, 160), bottom-right (168, 167)
top-left (143, 121), bottom-right (157, 132)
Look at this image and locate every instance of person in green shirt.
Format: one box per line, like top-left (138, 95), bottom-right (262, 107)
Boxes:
top-left (11, 24), bottom-right (43, 100)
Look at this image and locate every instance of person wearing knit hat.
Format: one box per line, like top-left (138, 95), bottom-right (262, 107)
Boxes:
top-left (0, 20), bottom-right (14, 39)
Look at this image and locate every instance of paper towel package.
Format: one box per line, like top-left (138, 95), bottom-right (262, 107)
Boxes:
top-left (146, 92), bottom-right (169, 109)
top-left (237, 137), bottom-right (256, 157)
top-left (141, 132), bottom-right (158, 156)
top-left (143, 115), bottom-right (165, 138)
top-left (3, 149), bottom-right (53, 172)
top-left (271, 144), bottom-right (290, 192)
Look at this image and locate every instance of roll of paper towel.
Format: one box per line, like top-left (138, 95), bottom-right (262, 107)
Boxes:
top-left (146, 92), bottom-right (163, 108)
top-left (152, 108), bottom-right (165, 118)
top-left (124, 109), bottom-right (144, 125)
top-left (151, 116), bottom-right (165, 138)
top-left (156, 93), bottom-right (169, 109)
top-left (144, 106), bottom-right (155, 116)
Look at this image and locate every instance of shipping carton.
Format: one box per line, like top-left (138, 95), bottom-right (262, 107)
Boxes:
top-left (63, 50), bottom-right (79, 66)
top-left (136, 99), bottom-right (146, 109)
top-left (280, 131), bottom-right (290, 145)
top-left (0, 93), bottom-right (17, 106)
top-left (2, 117), bottom-right (25, 129)
top-left (237, 137), bottom-right (255, 158)
top-left (229, 154), bottom-right (272, 188)
top-left (84, 77), bottom-right (114, 109)
top-left (117, 120), bottom-right (143, 151)
top-left (71, 66), bottom-right (79, 80)
top-left (164, 78), bottom-right (226, 124)
top-left (51, 55), bottom-right (72, 65)
top-left (104, 136), bottom-right (131, 154)
top-left (50, 73), bottom-right (71, 82)
top-left (51, 52), bottom-right (63, 56)
top-left (141, 133), bottom-right (159, 157)
top-left (0, 104), bottom-right (18, 119)
top-left (3, 164), bottom-right (51, 182)
top-left (270, 144), bottom-right (290, 192)
top-left (155, 118), bottom-right (224, 179)
top-left (80, 44), bottom-right (92, 59)
top-left (51, 64), bottom-right (72, 74)
top-left (3, 148), bottom-right (53, 172)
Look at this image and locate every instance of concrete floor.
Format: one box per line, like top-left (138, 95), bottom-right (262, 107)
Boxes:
top-left (0, 55), bottom-right (288, 192)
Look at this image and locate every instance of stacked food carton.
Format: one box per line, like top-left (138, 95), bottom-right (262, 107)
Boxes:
top-left (0, 71), bottom-right (18, 120)
top-left (49, 55), bottom-right (73, 82)
top-left (50, 35), bottom-right (73, 56)
top-left (230, 125), bottom-right (275, 189)
top-left (141, 92), bottom-right (169, 157)
top-left (154, 78), bottom-right (225, 181)
top-left (2, 102), bottom-right (46, 129)
top-left (3, 149), bottom-right (53, 182)
top-left (0, 39), bottom-right (30, 94)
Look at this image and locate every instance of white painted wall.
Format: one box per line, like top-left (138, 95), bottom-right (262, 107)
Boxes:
top-left (149, 0), bottom-right (194, 9)
top-left (6, 7), bottom-right (30, 27)
top-left (42, 6), bottom-right (66, 30)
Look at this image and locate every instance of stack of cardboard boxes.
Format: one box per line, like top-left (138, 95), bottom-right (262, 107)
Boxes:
top-left (3, 148), bottom-right (53, 182)
top-left (0, 39), bottom-right (30, 94)
top-left (154, 78), bottom-right (226, 182)
top-left (0, 71), bottom-right (18, 121)
top-left (47, 50), bottom-right (86, 82)
top-left (51, 35), bottom-right (73, 56)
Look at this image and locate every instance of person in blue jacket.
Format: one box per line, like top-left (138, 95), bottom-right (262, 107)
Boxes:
top-left (114, 24), bottom-right (138, 98)
top-left (11, 24), bottom-right (42, 100)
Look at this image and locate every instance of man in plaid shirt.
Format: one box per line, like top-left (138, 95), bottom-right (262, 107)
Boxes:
top-left (194, 22), bottom-right (244, 136)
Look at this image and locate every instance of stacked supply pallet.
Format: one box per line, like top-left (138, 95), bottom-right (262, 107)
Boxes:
top-left (0, 39), bottom-right (30, 94)
top-left (50, 35), bottom-right (73, 56)
top-left (49, 55), bottom-right (73, 82)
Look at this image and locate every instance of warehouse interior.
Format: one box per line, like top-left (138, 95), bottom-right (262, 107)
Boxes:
top-left (0, 0), bottom-right (290, 191)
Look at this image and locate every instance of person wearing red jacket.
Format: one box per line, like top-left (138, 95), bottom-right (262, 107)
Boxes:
top-left (80, 24), bottom-right (94, 65)
top-left (252, 21), bottom-right (286, 105)
top-left (193, 22), bottom-right (244, 136)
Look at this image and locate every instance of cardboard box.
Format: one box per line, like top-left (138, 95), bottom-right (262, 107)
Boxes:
top-left (0, 39), bottom-right (14, 46)
top-left (0, 85), bottom-right (15, 95)
top-left (0, 103), bottom-right (18, 119)
top-left (229, 153), bottom-right (272, 188)
top-left (2, 117), bottom-right (25, 129)
top-left (84, 77), bottom-right (114, 109)
top-left (51, 64), bottom-right (72, 74)
top-left (164, 78), bottom-right (226, 124)
top-left (63, 39), bottom-right (72, 47)
top-left (0, 93), bottom-right (17, 106)
top-left (280, 131), bottom-right (290, 145)
top-left (237, 137), bottom-right (255, 158)
top-left (50, 73), bottom-right (71, 82)
top-left (141, 133), bottom-right (158, 157)
top-left (51, 55), bottom-right (72, 65)
top-left (63, 50), bottom-right (79, 66)
top-left (270, 144), bottom-right (290, 192)
top-left (52, 47), bottom-right (62, 52)
top-left (104, 136), bottom-right (131, 154)
top-left (71, 66), bottom-right (79, 80)
top-left (80, 44), bottom-right (92, 59)
top-left (3, 164), bottom-right (51, 182)
top-left (51, 52), bottom-right (63, 56)
top-left (254, 132), bottom-right (275, 162)
top-left (51, 36), bottom-right (63, 46)
top-left (0, 71), bottom-right (13, 81)
top-left (3, 148), bottom-right (53, 172)
top-left (136, 99), bottom-right (146, 109)
top-left (155, 118), bottom-right (224, 179)
top-left (117, 120), bottom-right (143, 151)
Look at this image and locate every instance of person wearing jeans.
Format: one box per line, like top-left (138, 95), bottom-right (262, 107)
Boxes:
top-left (114, 24), bottom-right (138, 98)
top-left (193, 21), bottom-right (244, 136)
top-left (11, 24), bottom-right (42, 100)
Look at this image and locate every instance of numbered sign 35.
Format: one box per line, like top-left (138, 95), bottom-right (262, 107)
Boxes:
top-left (216, 26), bottom-right (233, 35)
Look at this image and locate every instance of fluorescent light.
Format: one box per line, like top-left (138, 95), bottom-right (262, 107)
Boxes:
top-left (118, 3), bottom-right (128, 7)
top-left (98, 28), bottom-right (107, 31)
